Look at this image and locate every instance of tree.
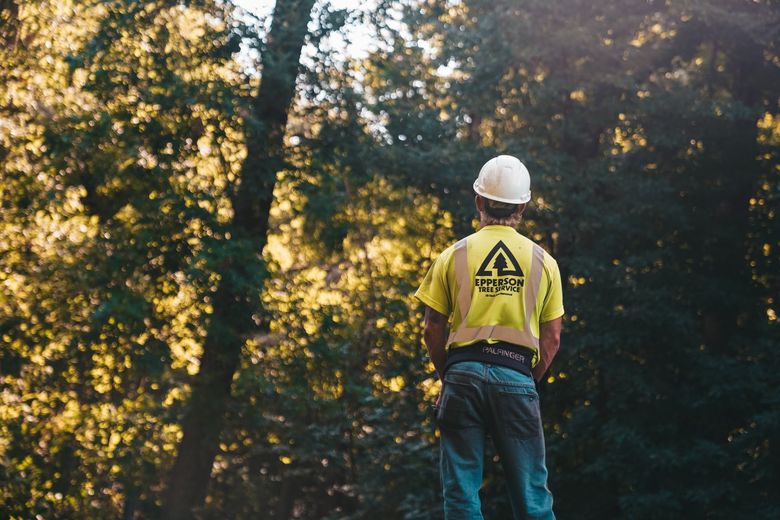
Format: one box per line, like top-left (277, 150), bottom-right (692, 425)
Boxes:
top-left (163, 0), bottom-right (317, 517)
top-left (371, 0), bottom-right (780, 516)
top-left (1, 0), bottom-right (247, 516)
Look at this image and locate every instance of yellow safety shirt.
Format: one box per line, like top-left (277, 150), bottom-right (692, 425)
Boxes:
top-left (415, 225), bottom-right (564, 366)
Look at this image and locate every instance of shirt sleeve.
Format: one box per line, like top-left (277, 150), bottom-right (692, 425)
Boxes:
top-left (414, 253), bottom-right (452, 317)
top-left (540, 256), bottom-right (564, 322)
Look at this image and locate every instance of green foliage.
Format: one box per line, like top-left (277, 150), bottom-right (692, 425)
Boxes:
top-left (1, 1), bottom-right (247, 516)
top-left (1, 0), bottom-right (778, 518)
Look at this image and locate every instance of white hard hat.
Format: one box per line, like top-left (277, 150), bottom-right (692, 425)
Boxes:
top-left (473, 155), bottom-right (531, 204)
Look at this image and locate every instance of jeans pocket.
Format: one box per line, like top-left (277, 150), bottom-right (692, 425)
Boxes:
top-left (496, 389), bottom-right (541, 439)
top-left (437, 383), bottom-right (480, 429)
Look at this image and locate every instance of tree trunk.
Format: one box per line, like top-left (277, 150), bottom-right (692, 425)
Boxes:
top-left (162, 1), bottom-right (316, 517)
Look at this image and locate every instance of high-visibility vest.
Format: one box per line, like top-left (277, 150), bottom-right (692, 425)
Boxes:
top-left (446, 237), bottom-right (546, 354)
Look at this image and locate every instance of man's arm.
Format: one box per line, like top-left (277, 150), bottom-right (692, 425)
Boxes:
top-left (533, 316), bottom-right (562, 382)
top-left (423, 305), bottom-right (448, 381)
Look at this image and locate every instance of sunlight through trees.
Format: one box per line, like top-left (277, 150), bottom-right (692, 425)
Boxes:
top-left (1, 0), bottom-right (778, 518)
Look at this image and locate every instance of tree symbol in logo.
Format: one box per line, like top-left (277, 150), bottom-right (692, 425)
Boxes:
top-left (493, 253), bottom-right (511, 276)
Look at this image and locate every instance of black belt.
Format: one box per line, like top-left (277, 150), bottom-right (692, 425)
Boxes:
top-left (444, 341), bottom-right (534, 377)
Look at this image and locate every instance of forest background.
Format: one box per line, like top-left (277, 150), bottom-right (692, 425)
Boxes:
top-left (1, 0), bottom-right (778, 518)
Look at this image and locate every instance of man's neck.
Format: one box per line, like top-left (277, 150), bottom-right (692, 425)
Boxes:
top-left (478, 212), bottom-right (522, 229)
top-left (479, 221), bottom-right (519, 230)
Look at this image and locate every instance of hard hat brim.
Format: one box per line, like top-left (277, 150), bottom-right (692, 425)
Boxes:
top-left (474, 181), bottom-right (531, 204)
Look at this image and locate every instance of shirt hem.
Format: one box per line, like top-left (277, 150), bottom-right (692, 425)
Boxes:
top-left (414, 292), bottom-right (449, 317)
top-left (540, 308), bottom-right (565, 323)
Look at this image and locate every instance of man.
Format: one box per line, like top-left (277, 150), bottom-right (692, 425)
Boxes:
top-left (415, 155), bottom-right (563, 519)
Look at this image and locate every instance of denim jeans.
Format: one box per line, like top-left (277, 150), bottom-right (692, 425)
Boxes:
top-left (436, 361), bottom-right (555, 520)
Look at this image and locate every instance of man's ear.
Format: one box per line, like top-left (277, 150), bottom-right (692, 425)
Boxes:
top-left (475, 195), bottom-right (484, 212)
top-left (516, 203), bottom-right (527, 216)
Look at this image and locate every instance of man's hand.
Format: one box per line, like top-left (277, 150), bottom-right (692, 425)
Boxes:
top-left (423, 305), bottom-right (448, 382)
top-left (533, 316), bottom-right (562, 382)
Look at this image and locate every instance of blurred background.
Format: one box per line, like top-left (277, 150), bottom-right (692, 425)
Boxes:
top-left (1, 0), bottom-right (778, 518)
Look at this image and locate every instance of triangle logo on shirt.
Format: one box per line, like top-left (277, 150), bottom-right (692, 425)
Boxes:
top-left (476, 240), bottom-right (524, 277)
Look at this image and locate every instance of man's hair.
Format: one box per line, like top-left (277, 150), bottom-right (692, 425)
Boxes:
top-left (480, 198), bottom-right (524, 227)
top-left (484, 199), bottom-right (517, 218)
